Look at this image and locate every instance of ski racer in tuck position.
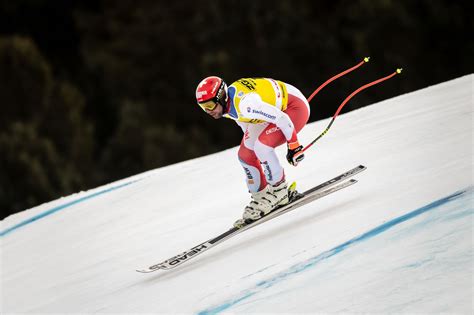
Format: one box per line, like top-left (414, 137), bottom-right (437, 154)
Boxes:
top-left (195, 77), bottom-right (310, 226)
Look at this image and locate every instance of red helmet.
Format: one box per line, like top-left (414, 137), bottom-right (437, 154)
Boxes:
top-left (195, 76), bottom-right (228, 111)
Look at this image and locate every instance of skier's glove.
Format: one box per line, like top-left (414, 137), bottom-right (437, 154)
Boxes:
top-left (286, 141), bottom-right (304, 166)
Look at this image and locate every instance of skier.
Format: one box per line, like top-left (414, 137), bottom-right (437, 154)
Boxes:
top-left (196, 77), bottom-right (310, 226)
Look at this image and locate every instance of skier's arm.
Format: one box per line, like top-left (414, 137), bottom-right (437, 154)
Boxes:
top-left (239, 93), bottom-right (298, 143)
top-left (239, 93), bottom-right (304, 166)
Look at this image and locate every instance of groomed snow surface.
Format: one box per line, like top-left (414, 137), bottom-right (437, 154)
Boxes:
top-left (1, 75), bottom-right (473, 314)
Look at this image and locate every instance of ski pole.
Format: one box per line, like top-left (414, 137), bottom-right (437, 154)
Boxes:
top-left (302, 67), bottom-right (403, 153)
top-left (307, 57), bottom-right (370, 103)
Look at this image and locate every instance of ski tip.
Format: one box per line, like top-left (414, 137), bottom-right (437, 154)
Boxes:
top-left (396, 68), bottom-right (403, 74)
top-left (364, 56), bottom-right (370, 63)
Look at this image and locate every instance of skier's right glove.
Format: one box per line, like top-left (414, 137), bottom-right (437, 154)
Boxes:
top-left (286, 141), bottom-right (304, 166)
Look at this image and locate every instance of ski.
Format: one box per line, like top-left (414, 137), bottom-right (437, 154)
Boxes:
top-left (136, 165), bottom-right (366, 273)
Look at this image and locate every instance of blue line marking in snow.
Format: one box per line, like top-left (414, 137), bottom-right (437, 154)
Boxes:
top-left (0, 180), bottom-right (139, 237)
top-left (198, 188), bottom-right (471, 315)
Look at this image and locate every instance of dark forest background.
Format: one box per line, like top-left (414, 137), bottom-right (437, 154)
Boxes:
top-left (1, 0), bottom-right (472, 219)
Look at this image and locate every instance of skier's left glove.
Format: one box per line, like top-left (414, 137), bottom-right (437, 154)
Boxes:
top-left (286, 141), bottom-right (304, 166)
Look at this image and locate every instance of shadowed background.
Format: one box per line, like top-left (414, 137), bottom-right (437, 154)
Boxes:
top-left (0, 0), bottom-right (472, 219)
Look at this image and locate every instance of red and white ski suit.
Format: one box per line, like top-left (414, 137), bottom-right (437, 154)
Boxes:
top-left (224, 78), bottom-right (310, 192)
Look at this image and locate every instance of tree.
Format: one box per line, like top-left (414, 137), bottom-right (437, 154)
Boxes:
top-left (0, 36), bottom-right (94, 217)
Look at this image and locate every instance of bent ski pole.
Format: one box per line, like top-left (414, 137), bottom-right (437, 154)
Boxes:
top-left (307, 57), bottom-right (370, 103)
top-left (303, 66), bottom-right (402, 153)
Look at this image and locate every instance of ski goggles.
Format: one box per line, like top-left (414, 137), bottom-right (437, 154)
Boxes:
top-left (198, 99), bottom-right (218, 111)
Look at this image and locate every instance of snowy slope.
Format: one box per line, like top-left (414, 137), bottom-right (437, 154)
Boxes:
top-left (1, 75), bottom-right (473, 314)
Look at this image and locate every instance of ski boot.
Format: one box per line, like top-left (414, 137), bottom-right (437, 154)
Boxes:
top-left (234, 181), bottom-right (297, 228)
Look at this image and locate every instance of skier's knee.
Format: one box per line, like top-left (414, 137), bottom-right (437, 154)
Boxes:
top-left (253, 139), bottom-right (274, 161)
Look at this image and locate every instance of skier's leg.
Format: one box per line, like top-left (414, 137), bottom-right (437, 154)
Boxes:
top-left (253, 139), bottom-right (285, 186)
top-left (247, 91), bottom-right (310, 218)
top-left (237, 124), bottom-right (285, 222)
top-left (238, 91), bottom-right (310, 222)
top-left (237, 123), bottom-right (268, 193)
top-left (238, 142), bottom-right (267, 193)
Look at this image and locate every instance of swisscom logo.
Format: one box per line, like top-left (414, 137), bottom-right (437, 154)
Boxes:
top-left (252, 109), bottom-right (276, 120)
